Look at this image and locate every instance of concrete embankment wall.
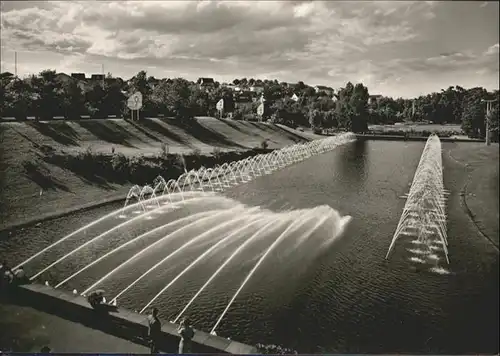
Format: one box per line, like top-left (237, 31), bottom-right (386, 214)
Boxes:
top-left (12, 284), bottom-right (258, 354)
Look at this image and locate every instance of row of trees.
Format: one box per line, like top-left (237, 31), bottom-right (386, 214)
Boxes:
top-left (0, 70), bottom-right (498, 137)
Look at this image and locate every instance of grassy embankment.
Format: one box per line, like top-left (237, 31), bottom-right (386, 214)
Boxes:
top-left (0, 117), bottom-right (321, 230)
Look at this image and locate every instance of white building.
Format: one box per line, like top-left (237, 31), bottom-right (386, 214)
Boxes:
top-left (314, 85), bottom-right (334, 97)
top-left (249, 85), bottom-right (264, 94)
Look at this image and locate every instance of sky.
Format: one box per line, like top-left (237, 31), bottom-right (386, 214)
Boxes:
top-left (0, 0), bottom-right (498, 98)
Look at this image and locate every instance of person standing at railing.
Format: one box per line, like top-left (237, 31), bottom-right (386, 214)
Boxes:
top-left (147, 307), bottom-right (162, 354)
top-left (177, 317), bottom-right (195, 354)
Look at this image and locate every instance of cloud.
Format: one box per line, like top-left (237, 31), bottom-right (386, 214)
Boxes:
top-left (0, 1), bottom-right (498, 97)
top-left (485, 43), bottom-right (499, 55)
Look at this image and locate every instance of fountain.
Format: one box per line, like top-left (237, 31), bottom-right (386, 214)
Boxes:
top-left (121, 132), bottom-right (356, 209)
top-left (12, 133), bottom-right (356, 340)
top-left (385, 134), bottom-right (449, 272)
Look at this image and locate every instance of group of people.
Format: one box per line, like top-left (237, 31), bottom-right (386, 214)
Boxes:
top-left (147, 307), bottom-right (195, 354)
top-left (1, 260), bottom-right (195, 355)
top-left (0, 261), bottom-right (29, 290)
top-left (85, 289), bottom-right (194, 354)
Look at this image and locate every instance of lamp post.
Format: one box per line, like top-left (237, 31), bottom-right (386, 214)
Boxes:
top-left (482, 98), bottom-right (497, 146)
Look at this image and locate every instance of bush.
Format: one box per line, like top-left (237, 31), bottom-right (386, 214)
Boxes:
top-left (191, 148), bottom-right (202, 156)
top-left (212, 147), bottom-right (223, 160)
top-left (42, 146), bottom-right (272, 186)
top-left (160, 142), bottom-right (169, 157)
top-left (111, 153), bottom-right (129, 178)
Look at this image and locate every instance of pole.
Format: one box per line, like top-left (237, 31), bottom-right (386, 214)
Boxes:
top-left (15, 51), bottom-right (17, 77)
top-left (483, 99), bottom-right (497, 146)
top-left (101, 64), bottom-right (104, 87)
top-left (486, 102), bottom-right (490, 146)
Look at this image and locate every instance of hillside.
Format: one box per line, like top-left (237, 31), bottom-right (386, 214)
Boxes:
top-left (0, 118), bottom-right (321, 229)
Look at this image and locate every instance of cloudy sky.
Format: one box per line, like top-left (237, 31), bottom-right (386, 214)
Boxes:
top-left (0, 0), bottom-right (498, 98)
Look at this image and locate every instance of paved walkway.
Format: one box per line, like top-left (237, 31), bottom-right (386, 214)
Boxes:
top-left (0, 300), bottom-right (151, 353)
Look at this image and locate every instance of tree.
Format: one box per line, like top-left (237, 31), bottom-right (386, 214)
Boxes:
top-left (30, 70), bottom-right (64, 120)
top-left (164, 78), bottom-right (192, 119)
top-left (461, 87), bottom-right (488, 138)
top-left (3, 78), bottom-right (35, 120)
top-left (60, 79), bottom-right (84, 119)
top-left (487, 105), bottom-right (499, 142)
top-left (102, 75), bottom-right (126, 118)
top-left (83, 81), bottom-right (106, 118)
top-left (309, 109), bottom-right (323, 129)
top-left (323, 110), bottom-right (339, 128)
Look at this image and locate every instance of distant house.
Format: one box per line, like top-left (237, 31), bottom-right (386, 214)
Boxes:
top-left (249, 85), bottom-right (264, 94)
top-left (55, 73), bottom-right (74, 85)
top-left (314, 85), bottom-right (334, 97)
top-left (234, 91), bottom-right (253, 103)
top-left (71, 73), bottom-right (86, 80)
top-left (0, 72), bottom-right (14, 79)
top-left (291, 93), bottom-right (300, 102)
top-left (368, 94), bottom-right (383, 105)
top-left (233, 91), bottom-right (254, 109)
top-left (148, 78), bottom-right (160, 90)
top-left (222, 83), bottom-right (241, 92)
top-left (197, 77), bottom-right (215, 90)
top-left (90, 74), bottom-right (105, 81)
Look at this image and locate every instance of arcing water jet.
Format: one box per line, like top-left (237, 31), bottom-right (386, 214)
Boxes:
top-left (54, 209), bottom-right (222, 289)
top-left (80, 205), bottom-right (253, 296)
top-left (108, 206), bottom-right (262, 303)
top-left (210, 207), bottom-right (351, 334)
top-left (139, 213), bottom-right (270, 313)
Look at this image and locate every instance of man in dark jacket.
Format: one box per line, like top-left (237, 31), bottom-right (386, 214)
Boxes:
top-left (147, 307), bottom-right (161, 354)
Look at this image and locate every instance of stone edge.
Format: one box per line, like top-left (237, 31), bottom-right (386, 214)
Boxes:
top-left (16, 283), bottom-right (258, 355)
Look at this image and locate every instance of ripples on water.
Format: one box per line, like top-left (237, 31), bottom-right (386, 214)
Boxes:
top-left (0, 141), bottom-right (498, 354)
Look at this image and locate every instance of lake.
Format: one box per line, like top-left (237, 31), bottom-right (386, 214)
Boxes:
top-left (1, 140), bottom-right (497, 354)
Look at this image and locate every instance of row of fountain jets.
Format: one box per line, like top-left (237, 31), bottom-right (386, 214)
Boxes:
top-left (124, 132), bottom-right (357, 210)
top-left (385, 134), bottom-right (450, 269)
top-left (14, 132), bottom-right (357, 335)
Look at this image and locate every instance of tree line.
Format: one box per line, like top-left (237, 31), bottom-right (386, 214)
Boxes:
top-left (0, 69), bottom-right (498, 138)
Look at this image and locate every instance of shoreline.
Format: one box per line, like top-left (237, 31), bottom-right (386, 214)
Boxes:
top-left (355, 134), bottom-right (484, 142)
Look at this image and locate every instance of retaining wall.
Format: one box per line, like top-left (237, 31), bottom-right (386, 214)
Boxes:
top-left (11, 283), bottom-right (258, 354)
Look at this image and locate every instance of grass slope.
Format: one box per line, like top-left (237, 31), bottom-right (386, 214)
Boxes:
top-left (0, 118), bottom-right (321, 229)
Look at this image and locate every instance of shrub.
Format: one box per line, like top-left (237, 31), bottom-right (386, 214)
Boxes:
top-left (41, 146), bottom-right (272, 188)
top-left (212, 147), bottom-right (222, 159)
top-left (111, 153), bottom-right (129, 178)
top-left (160, 142), bottom-right (169, 157)
top-left (191, 148), bottom-right (202, 156)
